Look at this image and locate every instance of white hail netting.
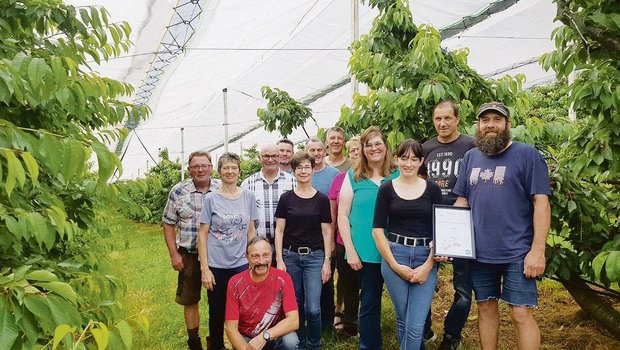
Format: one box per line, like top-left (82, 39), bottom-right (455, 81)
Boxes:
top-left (65, 0), bottom-right (560, 179)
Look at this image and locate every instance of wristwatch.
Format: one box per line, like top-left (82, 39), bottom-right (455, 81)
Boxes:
top-left (325, 256), bottom-right (333, 261)
top-left (262, 331), bottom-right (271, 341)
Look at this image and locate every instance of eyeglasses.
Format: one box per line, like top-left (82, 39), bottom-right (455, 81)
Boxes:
top-left (189, 164), bottom-right (212, 170)
top-left (295, 166), bottom-right (313, 172)
top-left (261, 154), bottom-right (279, 160)
top-left (364, 142), bottom-right (385, 149)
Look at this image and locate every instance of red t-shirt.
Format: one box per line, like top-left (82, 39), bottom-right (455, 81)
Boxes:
top-left (225, 267), bottom-right (298, 338)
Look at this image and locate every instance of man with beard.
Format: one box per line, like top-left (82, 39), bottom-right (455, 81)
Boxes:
top-left (225, 236), bottom-right (299, 350)
top-left (453, 102), bottom-right (551, 350)
top-left (422, 100), bottom-right (475, 350)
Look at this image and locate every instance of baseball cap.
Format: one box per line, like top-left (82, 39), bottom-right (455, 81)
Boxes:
top-left (477, 101), bottom-right (510, 119)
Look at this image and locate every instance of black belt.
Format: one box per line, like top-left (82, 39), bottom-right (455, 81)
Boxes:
top-left (286, 245), bottom-right (323, 255)
top-left (388, 233), bottom-right (430, 247)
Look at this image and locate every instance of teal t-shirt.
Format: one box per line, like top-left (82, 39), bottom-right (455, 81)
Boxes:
top-left (348, 168), bottom-right (399, 263)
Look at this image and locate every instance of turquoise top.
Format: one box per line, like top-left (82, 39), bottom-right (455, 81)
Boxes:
top-left (347, 168), bottom-right (399, 263)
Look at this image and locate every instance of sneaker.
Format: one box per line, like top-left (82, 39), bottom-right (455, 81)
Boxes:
top-left (438, 334), bottom-right (460, 350)
top-left (424, 328), bottom-right (436, 343)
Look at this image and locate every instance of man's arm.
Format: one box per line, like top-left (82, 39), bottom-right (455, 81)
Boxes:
top-left (453, 196), bottom-right (468, 207)
top-left (246, 310), bottom-right (300, 350)
top-left (524, 194), bottom-right (550, 278)
top-left (163, 223), bottom-right (183, 271)
top-left (225, 320), bottom-right (249, 350)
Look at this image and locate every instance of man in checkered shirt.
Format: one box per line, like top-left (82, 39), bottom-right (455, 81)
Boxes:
top-left (242, 143), bottom-right (295, 256)
top-left (163, 150), bottom-right (221, 350)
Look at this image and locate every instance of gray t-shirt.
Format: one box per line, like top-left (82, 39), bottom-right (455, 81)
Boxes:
top-left (200, 189), bottom-right (259, 268)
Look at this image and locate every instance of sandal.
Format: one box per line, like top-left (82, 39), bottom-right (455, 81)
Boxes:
top-left (333, 312), bottom-right (344, 330)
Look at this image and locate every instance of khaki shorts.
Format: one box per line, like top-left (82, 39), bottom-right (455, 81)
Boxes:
top-left (175, 247), bottom-right (202, 305)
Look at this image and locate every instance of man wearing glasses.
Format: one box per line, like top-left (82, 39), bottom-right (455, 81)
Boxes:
top-left (163, 151), bottom-right (221, 350)
top-left (242, 144), bottom-right (295, 254)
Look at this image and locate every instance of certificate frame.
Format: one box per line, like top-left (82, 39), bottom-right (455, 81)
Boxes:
top-left (433, 205), bottom-right (475, 259)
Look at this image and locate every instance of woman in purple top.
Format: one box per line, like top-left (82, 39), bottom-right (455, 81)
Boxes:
top-left (328, 136), bottom-right (361, 335)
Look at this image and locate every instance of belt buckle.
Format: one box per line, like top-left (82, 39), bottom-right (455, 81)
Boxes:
top-left (404, 236), bottom-right (415, 247)
top-left (298, 247), bottom-right (311, 255)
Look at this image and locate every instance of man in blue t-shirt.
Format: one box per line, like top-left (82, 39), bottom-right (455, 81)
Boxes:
top-left (453, 102), bottom-right (551, 350)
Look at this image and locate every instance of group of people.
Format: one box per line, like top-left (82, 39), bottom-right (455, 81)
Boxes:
top-left (163, 100), bottom-right (551, 350)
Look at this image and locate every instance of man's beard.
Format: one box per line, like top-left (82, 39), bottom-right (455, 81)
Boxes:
top-left (476, 128), bottom-right (511, 155)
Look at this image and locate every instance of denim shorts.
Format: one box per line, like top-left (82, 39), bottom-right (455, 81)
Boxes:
top-left (470, 259), bottom-right (538, 308)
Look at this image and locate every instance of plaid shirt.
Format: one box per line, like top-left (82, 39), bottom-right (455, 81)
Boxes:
top-left (241, 170), bottom-right (295, 241)
top-left (162, 178), bottom-right (221, 253)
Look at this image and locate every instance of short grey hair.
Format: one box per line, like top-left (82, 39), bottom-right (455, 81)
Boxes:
top-left (305, 136), bottom-right (324, 148)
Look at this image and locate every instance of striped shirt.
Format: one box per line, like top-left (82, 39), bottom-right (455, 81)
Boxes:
top-left (241, 170), bottom-right (295, 241)
top-left (162, 178), bottom-right (221, 253)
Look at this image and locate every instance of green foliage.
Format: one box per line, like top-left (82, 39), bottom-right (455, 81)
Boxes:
top-left (257, 86), bottom-right (316, 138)
top-left (240, 145), bottom-right (262, 180)
top-left (341, 0), bottom-right (620, 291)
top-left (121, 149), bottom-right (181, 224)
top-left (0, 0), bottom-right (148, 348)
top-left (538, 0), bottom-right (620, 286)
top-left (340, 0), bottom-right (530, 146)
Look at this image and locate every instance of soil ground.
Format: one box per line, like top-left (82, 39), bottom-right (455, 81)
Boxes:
top-left (404, 267), bottom-right (618, 350)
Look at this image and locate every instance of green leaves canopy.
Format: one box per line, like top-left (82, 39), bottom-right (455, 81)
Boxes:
top-left (0, 0), bottom-right (148, 348)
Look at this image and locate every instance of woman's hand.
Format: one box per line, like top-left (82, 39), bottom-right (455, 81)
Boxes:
top-left (276, 259), bottom-right (286, 272)
top-left (321, 260), bottom-right (332, 283)
top-left (201, 268), bottom-right (216, 291)
top-left (410, 261), bottom-right (433, 284)
top-left (345, 248), bottom-right (363, 271)
top-left (391, 263), bottom-right (415, 281)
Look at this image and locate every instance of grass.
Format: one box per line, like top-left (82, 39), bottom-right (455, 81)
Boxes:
top-left (106, 212), bottom-right (620, 349)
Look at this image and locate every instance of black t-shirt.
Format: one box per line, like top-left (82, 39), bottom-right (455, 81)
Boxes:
top-left (421, 134), bottom-right (475, 204)
top-left (373, 179), bottom-right (442, 239)
top-left (275, 190), bottom-right (331, 249)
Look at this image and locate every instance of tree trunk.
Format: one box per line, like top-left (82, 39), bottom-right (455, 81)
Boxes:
top-left (559, 276), bottom-right (620, 339)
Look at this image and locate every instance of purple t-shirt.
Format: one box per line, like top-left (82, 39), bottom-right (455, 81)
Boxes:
top-left (328, 172), bottom-right (347, 246)
top-left (453, 142), bottom-right (551, 264)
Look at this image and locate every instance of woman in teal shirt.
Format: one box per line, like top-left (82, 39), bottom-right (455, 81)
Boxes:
top-left (338, 126), bottom-right (397, 349)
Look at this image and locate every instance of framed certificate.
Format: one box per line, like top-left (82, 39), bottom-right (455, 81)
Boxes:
top-left (433, 205), bottom-right (475, 259)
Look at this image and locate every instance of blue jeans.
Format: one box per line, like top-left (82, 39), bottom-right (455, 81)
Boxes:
top-left (242, 332), bottom-right (299, 350)
top-left (359, 262), bottom-right (383, 350)
top-left (283, 249), bottom-right (324, 350)
top-left (443, 258), bottom-right (472, 339)
top-left (207, 264), bottom-right (248, 349)
top-left (382, 243), bottom-right (437, 350)
top-left (470, 259), bottom-right (538, 307)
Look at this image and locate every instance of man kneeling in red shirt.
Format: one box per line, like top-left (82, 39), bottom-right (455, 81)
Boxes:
top-left (225, 236), bottom-right (299, 350)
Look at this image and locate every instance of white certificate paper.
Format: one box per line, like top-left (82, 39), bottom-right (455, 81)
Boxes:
top-left (433, 205), bottom-right (475, 259)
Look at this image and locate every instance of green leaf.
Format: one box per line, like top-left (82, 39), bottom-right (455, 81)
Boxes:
top-left (52, 324), bottom-right (74, 350)
top-left (0, 298), bottom-right (18, 350)
top-left (29, 212), bottom-right (55, 250)
top-left (20, 151), bottom-right (39, 185)
top-left (90, 323), bottom-right (109, 349)
top-left (25, 270), bottom-right (58, 282)
top-left (115, 320), bottom-right (132, 349)
top-left (27, 57), bottom-right (48, 90)
top-left (604, 251), bottom-right (620, 282)
top-left (592, 251), bottom-right (609, 281)
top-left (91, 140), bottom-right (115, 186)
top-left (2, 149), bottom-right (21, 196)
top-left (50, 56), bottom-right (67, 85)
top-left (35, 281), bottom-right (77, 304)
top-left (24, 296), bottom-right (54, 332)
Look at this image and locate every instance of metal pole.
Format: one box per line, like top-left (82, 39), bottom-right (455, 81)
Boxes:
top-left (351, 0), bottom-right (360, 102)
top-left (180, 127), bottom-right (185, 181)
top-left (223, 88), bottom-right (229, 152)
